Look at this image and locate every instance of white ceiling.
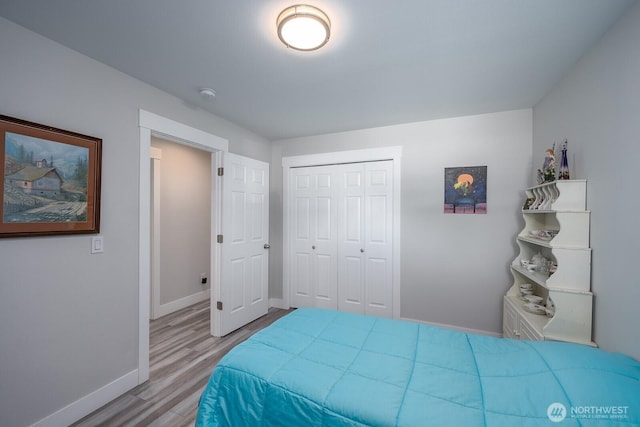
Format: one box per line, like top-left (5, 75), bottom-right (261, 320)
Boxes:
top-left (0, 0), bottom-right (635, 140)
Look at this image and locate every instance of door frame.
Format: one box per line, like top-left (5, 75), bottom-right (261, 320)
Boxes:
top-left (282, 146), bottom-right (402, 318)
top-left (138, 110), bottom-right (227, 384)
top-left (150, 145), bottom-right (162, 320)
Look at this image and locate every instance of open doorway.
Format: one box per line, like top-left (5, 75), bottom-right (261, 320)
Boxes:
top-left (138, 109), bottom-right (228, 384)
top-left (138, 110), bottom-right (269, 384)
top-left (150, 137), bottom-right (212, 320)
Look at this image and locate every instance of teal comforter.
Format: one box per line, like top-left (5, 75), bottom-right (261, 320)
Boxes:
top-left (196, 308), bottom-right (640, 426)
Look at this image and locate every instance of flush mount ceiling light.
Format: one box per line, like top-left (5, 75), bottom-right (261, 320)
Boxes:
top-left (277, 4), bottom-right (331, 51)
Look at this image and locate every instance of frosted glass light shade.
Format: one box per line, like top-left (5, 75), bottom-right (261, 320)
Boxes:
top-left (277, 5), bottom-right (331, 51)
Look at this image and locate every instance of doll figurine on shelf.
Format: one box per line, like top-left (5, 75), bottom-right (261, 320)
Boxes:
top-left (537, 146), bottom-right (556, 183)
top-left (558, 139), bottom-right (570, 180)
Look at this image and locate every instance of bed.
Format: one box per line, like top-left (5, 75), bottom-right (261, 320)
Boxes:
top-left (196, 308), bottom-right (640, 426)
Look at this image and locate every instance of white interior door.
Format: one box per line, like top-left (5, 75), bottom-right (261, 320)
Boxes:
top-left (217, 153), bottom-right (269, 335)
top-left (290, 166), bottom-right (338, 309)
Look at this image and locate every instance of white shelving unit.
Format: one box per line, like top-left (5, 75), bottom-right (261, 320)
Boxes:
top-left (504, 180), bottom-right (595, 346)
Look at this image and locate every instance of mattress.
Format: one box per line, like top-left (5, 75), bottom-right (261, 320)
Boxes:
top-left (196, 308), bottom-right (640, 426)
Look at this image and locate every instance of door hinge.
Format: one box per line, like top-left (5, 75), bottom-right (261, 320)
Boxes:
top-left (217, 167), bottom-right (224, 176)
top-left (216, 301), bottom-right (223, 311)
top-left (217, 234), bottom-right (223, 244)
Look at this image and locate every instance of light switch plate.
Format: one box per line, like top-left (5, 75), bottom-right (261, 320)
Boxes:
top-left (91, 236), bottom-right (104, 254)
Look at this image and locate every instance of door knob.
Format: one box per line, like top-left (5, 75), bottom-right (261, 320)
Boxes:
top-left (264, 243), bottom-right (270, 249)
top-left (312, 245), bottom-right (316, 250)
top-left (360, 248), bottom-right (364, 253)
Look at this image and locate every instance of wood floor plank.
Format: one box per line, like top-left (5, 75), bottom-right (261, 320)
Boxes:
top-left (71, 302), bottom-right (292, 426)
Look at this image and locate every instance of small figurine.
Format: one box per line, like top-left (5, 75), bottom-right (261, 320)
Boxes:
top-left (558, 139), bottom-right (570, 180)
top-left (537, 144), bottom-right (556, 183)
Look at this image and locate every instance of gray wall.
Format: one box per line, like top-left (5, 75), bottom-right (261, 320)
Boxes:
top-left (2, 2), bottom-right (638, 424)
top-left (151, 137), bottom-right (210, 306)
top-left (0, 17), bottom-right (270, 427)
top-left (533, 2), bottom-right (640, 361)
top-left (271, 109), bottom-right (532, 334)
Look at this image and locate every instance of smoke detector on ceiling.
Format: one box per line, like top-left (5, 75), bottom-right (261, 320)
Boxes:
top-left (199, 88), bottom-right (216, 99)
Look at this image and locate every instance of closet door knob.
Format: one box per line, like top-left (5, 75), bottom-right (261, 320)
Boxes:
top-left (312, 245), bottom-right (316, 250)
top-left (360, 248), bottom-right (364, 253)
top-left (264, 243), bottom-right (270, 249)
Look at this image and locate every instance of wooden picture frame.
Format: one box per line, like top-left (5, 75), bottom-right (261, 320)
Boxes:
top-left (0, 115), bottom-right (101, 237)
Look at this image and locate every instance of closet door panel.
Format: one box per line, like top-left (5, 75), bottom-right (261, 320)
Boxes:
top-left (315, 197), bottom-right (332, 241)
top-left (292, 199), bottom-right (313, 307)
top-left (338, 164), bottom-right (366, 313)
top-left (293, 253), bottom-right (311, 298)
top-left (367, 196), bottom-right (388, 243)
top-left (294, 198), bottom-right (310, 239)
top-left (340, 255), bottom-right (364, 312)
top-left (290, 160), bottom-right (393, 315)
top-left (364, 161), bottom-right (393, 317)
top-left (291, 170), bottom-right (314, 307)
top-left (365, 257), bottom-right (389, 309)
top-left (314, 253), bottom-right (335, 308)
top-left (312, 167), bottom-right (338, 307)
top-left (290, 167), bottom-right (337, 308)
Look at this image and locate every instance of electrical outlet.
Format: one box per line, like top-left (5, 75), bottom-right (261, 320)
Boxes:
top-left (200, 273), bottom-right (208, 285)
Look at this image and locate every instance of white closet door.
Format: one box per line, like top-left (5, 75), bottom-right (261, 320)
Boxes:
top-left (337, 163), bottom-right (366, 313)
top-left (290, 166), bottom-right (338, 309)
top-left (363, 161), bottom-right (394, 317)
top-left (290, 169), bottom-right (314, 307)
top-left (337, 161), bottom-right (393, 317)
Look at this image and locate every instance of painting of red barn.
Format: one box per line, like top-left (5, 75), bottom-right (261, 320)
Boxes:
top-left (444, 166), bottom-right (487, 214)
top-left (1, 115), bottom-right (101, 237)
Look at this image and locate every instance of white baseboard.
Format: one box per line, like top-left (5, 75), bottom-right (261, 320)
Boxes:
top-left (401, 317), bottom-right (502, 338)
top-left (31, 369), bottom-right (139, 427)
top-left (269, 298), bottom-right (288, 310)
top-left (155, 289), bottom-right (209, 319)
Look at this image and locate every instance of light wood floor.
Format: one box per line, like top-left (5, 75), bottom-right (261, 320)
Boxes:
top-left (72, 301), bottom-right (292, 427)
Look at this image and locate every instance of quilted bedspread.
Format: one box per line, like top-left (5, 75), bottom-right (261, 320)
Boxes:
top-left (196, 308), bottom-right (640, 426)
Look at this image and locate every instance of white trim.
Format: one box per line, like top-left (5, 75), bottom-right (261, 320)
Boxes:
top-left (155, 290), bottom-right (210, 319)
top-left (138, 109), bottom-right (228, 386)
top-left (269, 298), bottom-right (287, 310)
top-left (211, 151), bottom-right (223, 337)
top-left (401, 317), bottom-right (502, 338)
top-left (31, 370), bottom-right (139, 427)
top-left (150, 146), bottom-right (162, 160)
top-left (150, 148), bottom-right (161, 320)
top-left (282, 146), bottom-right (402, 168)
top-left (138, 126), bottom-right (151, 384)
top-left (282, 146), bottom-right (402, 318)
top-left (139, 110), bottom-right (228, 152)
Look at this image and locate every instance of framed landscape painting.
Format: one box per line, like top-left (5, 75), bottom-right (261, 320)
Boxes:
top-left (0, 115), bottom-right (102, 237)
top-left (444, 165), bottom-right (487, 214)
